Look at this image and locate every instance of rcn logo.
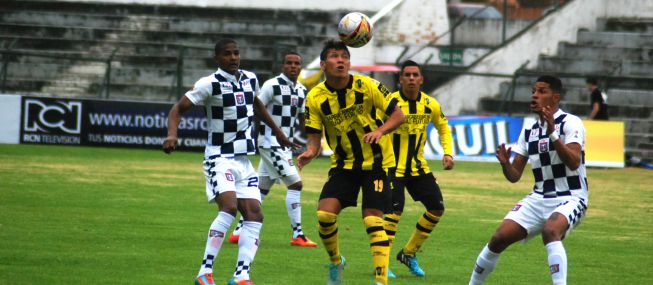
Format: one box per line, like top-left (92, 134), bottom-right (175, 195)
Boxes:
top-left (23, 99), bottom-right (82, 134)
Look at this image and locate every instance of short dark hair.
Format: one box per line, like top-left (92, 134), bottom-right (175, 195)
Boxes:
top-left (400, 60), bottom-right (422, 74)
top-left (536, 75), bottom-right (562, 94)
top-left (586, 77), bottom-right (598, 85)
top-left (319, 39), bottom-right (350, 61)
top-left (214, 38), bottom-right (237, 56)
top-left (282, 51), bottom-right (302, 63)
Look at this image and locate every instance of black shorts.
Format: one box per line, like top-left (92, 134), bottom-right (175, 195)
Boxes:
top-left (319, 168), bottom-right (392, 212)
top-left (391, 172), bottom-right (444, 212)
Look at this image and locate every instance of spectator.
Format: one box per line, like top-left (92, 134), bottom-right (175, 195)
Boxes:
top-left (586, 77), bottom-right (609, 120)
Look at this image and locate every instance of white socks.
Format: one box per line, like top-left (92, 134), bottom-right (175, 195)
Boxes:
top-left (546, 241), bottom-right (567, 285)
top-left (234, 221), bottom-right (262, 280)
top-left (286, 189), bottom-right (303, 238)
top-left (469, 244), bottom-right (501, 285)
top-left (198, 211), bottom-right (234, 276)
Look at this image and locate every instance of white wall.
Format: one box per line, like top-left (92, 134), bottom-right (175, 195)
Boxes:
top-left (431, 0), bottom-right (653, 115)
top-left (0, 95), bottom-right (22, 144)
top-left (55, 0), bottom-right (394, 11)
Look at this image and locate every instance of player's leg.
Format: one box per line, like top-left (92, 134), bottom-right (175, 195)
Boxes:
top-left (542, 197), bottom-right (588, 285)
top-left (196, 158), bottom-right (240, 285)
top-left (469, 195), bottom-right (541, 285)
top-left (384, 173), bottom-right (404, 252)
top-left (318, 168), bottom-right (357, 285)
top-left (383, 174), bottom-right (403, 278)
top-left (397, 174), bottom-right (444, 277)
top-left (285, 179), bottom-right (317, 246)
top-left (229, 157), bottom-right (263, 284)
top-left (361, 169), bottom-right (392, 285)
top-left (230, 149), bottom-right (275, 243)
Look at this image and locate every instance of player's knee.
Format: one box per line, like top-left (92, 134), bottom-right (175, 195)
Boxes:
top-left (541, 226), bottom-right (563, 243)
top-left (259, 188), bottom-right (270, 196)
top-left (288, 181), bottom-right (302, 190)
top-left (489, 232), bottom-right (511, 253)
top-left (317, 210), bottom-right (337, 223)
top-left (242, 206), bottom-right (264, 222)
top-left (428, 209), bottom-right (444, 217)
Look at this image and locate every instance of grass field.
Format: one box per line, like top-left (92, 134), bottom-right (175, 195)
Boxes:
top-left (0, 144), bottom-right (652, 285)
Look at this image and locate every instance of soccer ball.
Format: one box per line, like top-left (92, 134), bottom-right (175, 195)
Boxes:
top-left (337, 12), bottom-right (373, 48)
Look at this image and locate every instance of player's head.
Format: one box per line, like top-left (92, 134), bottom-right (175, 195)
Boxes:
top-left (319, 40), bottom-right (350, 79)
top-left (531, 75), bottom-right (562, 113)
top-left (282, 51), bottom-right (302, 83)
top-left (214, 38), bottom-right (240, 75)
top-left (585, 77), bottom-right (598, 91)
top-left (399, 60), bottom-right (424, 94)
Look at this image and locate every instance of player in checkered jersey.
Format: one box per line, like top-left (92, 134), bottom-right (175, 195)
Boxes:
top-left (469, 75), bottom-right (588, 285)
top-left (163, 39), bottom-right (298, 285)
top-left (229, 51), bottom-right (317, 247)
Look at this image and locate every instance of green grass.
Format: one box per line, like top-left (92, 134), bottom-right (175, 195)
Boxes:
top-left (0, 144), bottom-right (651, 285)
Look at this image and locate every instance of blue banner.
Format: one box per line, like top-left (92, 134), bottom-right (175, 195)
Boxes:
top-left (424, 115), bottom-right (535, 161)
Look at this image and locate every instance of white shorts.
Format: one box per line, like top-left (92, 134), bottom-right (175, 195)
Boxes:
top-left (504, 193), bottom-right (588, 242)
top-left (257, 147), bottom-right (301, 187)
top-left (203, 155), bottom-right (261, 203)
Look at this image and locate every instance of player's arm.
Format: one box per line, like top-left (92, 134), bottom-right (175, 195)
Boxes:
top-left (297, 113), bottom-right (306, 134)
top-left (496, 144), bottom-right (528, 182)
top-left (163, 96), bottom-right (194, 153)
top-left (254, 97), bottom-right (299, 149)
top-left (297, 132), bottom-right (321, 170)
top-left (362, 83), bottom-right (405, 144)
top-left (541, 106), bottom-right (583, 170)
top-left (432, 100), bottom-right (454, 170)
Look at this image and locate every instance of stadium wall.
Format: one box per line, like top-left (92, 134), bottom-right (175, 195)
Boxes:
top-left (52, 0), bottom-right (395, 11)
top-left (0, 95), bottom-right (21, 144)
top-left (431, 0), bottom-right (652, 115)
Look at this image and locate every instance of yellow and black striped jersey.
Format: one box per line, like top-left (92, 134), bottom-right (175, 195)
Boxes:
top-left (305, 74), bottom-right (398, 170)
top-left (388, 91), bottom-right (453, 177)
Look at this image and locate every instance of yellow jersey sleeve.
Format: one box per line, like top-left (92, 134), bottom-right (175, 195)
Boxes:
top-left (304, 89), bottom-right (323, 134)
top-left (429, 95), bottom-right (453, 156)
top-left (369, 79), bottom-right (397, 117)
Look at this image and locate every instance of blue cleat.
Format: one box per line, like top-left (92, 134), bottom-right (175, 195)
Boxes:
top-left (396, 249), bottom-right (425, 277)
top-left (326, 256), bottom-right (346, 285)
top-left (388, 267), bottom-right (396, 278)
top-left (227, 277), bottom-right (254, 285)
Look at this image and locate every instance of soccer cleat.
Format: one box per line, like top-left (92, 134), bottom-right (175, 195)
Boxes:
top-left (388, 267), bottom-right (396, 278)
top-left (291, 235), bottom-right (318, 247)
top-left (396, 249), bottom-right (425, 277)
top-left (195, 273), bottom-right (215, 285)
top-left (326, 256), bottom-right (346, 285)
top-left (228, 233), bottom-right (239, 244)
top-left (227, 277), bottom-right (254, 285)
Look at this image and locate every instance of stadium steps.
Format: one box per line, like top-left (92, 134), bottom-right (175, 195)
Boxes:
top-left (0, 0), bottom-right (339, 100)
top-left (479, 16), bottom-right (653, 162)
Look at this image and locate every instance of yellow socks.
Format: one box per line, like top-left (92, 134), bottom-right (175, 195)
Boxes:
top-left (364, 216), bottom-right (390, 285)
top-left (404, 211), bottom-right (440, 255)
top-left (317, 210), bottom-right (341, 264)
top-left (383, 212), bottom-right (401, 249)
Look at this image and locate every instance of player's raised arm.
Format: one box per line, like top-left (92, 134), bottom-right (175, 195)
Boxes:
top-left (163, 96), bottom-right (194, 154)
top-left (496, 143), bottom-right (527, 183)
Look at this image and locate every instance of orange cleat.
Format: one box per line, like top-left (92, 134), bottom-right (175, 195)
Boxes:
top-left (290, 235), bottom-right (318, 247)
top-left (195, 273), bottom-right (215, 285)
top-left (228, 233), bottom-right (239, 244)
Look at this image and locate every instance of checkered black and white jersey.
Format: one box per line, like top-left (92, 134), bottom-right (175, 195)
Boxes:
top-left (257, 73), bottom-right (306, 148)
top-left (513, 109), bottom-right (588, 199)
top-left (185, 68), bottom-right (259, 157)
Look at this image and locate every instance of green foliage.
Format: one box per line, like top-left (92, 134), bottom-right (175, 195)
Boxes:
top-left (0, 145), bottom-right (651, 284)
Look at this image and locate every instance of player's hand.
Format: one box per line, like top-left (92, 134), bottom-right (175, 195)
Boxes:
top-left (442, 155), bottom-right (454, 170)
top-left (495, 143), bottom-right (512, 165)
top-left (540, 105), bottom-right (556, 135)
top-left (297, 149), bottom-right (317, 171)
top-left (275, 132), bottom-right (301, 150)
top-left (163, 136), bottom-right (178, 154)
top-left (362, 130), bottom-right (383, 144)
